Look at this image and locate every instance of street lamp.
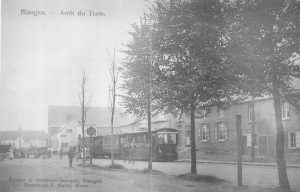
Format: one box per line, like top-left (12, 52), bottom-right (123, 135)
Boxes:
top-left (86, 126), bottom-right (96, 165)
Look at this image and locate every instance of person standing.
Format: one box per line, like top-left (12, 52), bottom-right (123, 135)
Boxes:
top-left (122, 143), bottom-right (129, 163)
top-left (68, 147), bottom-right (74, 167)
top-left (128, 141), bottom-right (136, 164)
top-left (59, 147), bottom-right (63, 159)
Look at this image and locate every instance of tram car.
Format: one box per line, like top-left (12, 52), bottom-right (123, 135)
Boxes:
top-left (83, 128), bottom-right (178, 161)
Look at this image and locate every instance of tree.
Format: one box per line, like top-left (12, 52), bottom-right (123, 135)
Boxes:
top-left (120, 18), bottom-right (160, 170)
top-left (79, 69), bottom-right (92, 165)
top-left (224, 0), bottom-right (300, 189)
top-left (108, 49), bottom-right (118, 166)
top-left (150, 0), bottom-right (237, 175)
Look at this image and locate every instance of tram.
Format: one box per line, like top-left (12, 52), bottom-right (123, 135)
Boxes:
top-left (83, 128), bottom-right (178, 161)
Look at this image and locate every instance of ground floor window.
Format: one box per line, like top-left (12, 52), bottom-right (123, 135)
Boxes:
top-left (61, 143), bottom-right (68, 148)
top-left (288, 132), bottom-right (300, 149)
top-left (198, 124), bottom-right (209, 141)
top-left (215, 122), bottom-right (228, 141)
top-left (246, 134), bottom-right (257, 147)
top-left (186, 125), bottom-right (191, 146)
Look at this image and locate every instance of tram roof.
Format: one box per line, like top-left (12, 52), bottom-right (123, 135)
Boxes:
top-left (103, 128), bottom-right (178, 136)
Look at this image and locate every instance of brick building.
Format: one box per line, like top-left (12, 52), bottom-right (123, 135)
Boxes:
top-left (177, 96), bottom-right (300, 159)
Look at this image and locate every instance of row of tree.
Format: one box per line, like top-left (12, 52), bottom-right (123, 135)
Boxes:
top-left (120, 0), bottom-right (300, 190)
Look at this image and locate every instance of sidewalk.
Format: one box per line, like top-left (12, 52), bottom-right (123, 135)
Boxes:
top-left (177, 159), bottom-right (300, 168)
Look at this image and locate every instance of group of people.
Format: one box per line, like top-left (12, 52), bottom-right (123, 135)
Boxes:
top-left (122, 142), bottom-right (137, 164)
top-left (63, 142), bottom-right (137, 167)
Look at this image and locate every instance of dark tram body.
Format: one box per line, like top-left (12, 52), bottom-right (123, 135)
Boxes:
top-left (81, 128), bottom-right (178, 161)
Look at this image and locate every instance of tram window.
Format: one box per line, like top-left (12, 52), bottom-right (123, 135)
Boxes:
top-left (136, 134), bottom-right (147, 143)
top-left (166, 134), bottom-right (176, 144)
top-left (157, 133), bottom-right (176, 144)
top-left (158, 134), bottom-right (164, 144)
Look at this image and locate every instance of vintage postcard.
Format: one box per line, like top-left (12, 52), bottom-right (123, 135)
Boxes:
top-left (1, 0), bottom-right (300, 192)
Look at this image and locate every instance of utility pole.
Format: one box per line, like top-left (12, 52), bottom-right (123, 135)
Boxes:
top-left (236, 115), bottom-right (242, 186)
top-left (251, 92), bottom-right (255, 159)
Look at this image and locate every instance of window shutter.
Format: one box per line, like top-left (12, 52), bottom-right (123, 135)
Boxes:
top-left (296, 132), bottom-right (300, 148)
top-left (214, 123), bottom-right (218, 140)
top-left (207, 123), bottom-right (210, 140)
top-left (224, 122), bottom-right (229, 140)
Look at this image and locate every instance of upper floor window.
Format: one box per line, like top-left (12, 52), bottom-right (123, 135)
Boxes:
top-left (248, 104), bottom-right (255, 122)
top-left (66, 129), bottom-right (72, 133)
top-left (215, 122), bottom-right (228, 141)
top-left (198, 124), bottom-right (209, 141)
top-left (217, 108), bottom-right (224, 118)
top-left (199, 109), bottom-right (207, 118)
top-left (281, 101), bottom-right (290, 119)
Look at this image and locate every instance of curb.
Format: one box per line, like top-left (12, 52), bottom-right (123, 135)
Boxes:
top-left (176, 159), bottom-right (300, 168)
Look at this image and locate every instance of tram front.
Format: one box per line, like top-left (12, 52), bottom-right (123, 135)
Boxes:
top-left (155, 129), bottom-right (178, 161)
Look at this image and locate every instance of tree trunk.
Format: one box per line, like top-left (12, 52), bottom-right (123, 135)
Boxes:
top-left (190, 103), bottom-right (197, 175)
top-left (147, 89), bottom-right (152, 170)
top-left (82, 110), bottom-right (86, 164)
top-left (82, 128), bottom-right (86, 164)
top-left (273, 83), bottom-right (290, 190)
top-left (110, 86), bottom-right (116, 166)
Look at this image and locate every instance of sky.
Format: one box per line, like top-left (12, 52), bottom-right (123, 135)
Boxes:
top-left (1, 0), bottom-right (147, 132)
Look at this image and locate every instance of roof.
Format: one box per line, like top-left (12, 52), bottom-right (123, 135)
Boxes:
top-left (48, 106), bottom-right (135, 129)
top-left (0, 130), bottom-right (47, 141)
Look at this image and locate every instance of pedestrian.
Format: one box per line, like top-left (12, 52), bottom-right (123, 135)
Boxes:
top-left (123, 143), bottom-right (129, 163)
top-left (9, 150), bottom-right (14, 160)
top-left (68, 147), bottom-right (74, 167)
top-left (128, 141), bottom-right (136, 164)
top-left (59, 147), bottom-right (63, 159)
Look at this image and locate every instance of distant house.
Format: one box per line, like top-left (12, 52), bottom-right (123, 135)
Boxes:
top-left (48, 106), bottom-right (136, 152)
top-left (0, 130), bottom-right (47, 149)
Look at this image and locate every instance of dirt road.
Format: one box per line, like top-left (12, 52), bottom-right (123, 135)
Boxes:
top-left (0, 158), bottom-right (295, 192)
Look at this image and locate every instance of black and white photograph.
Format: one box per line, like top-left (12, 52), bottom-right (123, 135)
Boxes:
top-left (0, 0), bottom-right (300, 191)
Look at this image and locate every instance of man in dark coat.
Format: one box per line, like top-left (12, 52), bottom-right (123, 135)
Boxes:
top-left (122, 143), bottom-right (129, 163)
top-left (68, 147), bottom-right (74, 167)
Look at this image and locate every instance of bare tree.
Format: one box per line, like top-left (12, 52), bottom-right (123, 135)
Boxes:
top-left (79, 69), bottom-right (92, 164)
top-left (108, 49), bottom-right (118, 166)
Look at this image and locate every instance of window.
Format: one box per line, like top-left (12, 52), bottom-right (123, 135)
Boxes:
top-left (288, 132), bottom-right (300, 149)
top-left (60, 134), bottom-right (67, 137)
top-left (136, 134), bottom-right (147, 143)
top-left (217, 108), bottom-right (224, 117)
top-left (199, 109), bottom-right (207, 118)
top-left (215, 122), bottom-right (228, 141)
top-left (248, 104), bottom-right (254, 122)
top-left (66, 129), bottom-right (72, 133)
top-left (246, 134), bottom-right (257, 147)
top-left (61, 143), bottom-right (68, 148)
top-left (282, 101), bottom-right (290, 119)
top-left (186, 125), bottom-right (191, 146)
top-left (199, 124), bottom-right (209, 141)
top-left (289, 132), bottom-right (296, 148)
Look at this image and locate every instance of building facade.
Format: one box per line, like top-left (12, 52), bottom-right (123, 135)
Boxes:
top-left (177, 97), bottom-right (300, 158)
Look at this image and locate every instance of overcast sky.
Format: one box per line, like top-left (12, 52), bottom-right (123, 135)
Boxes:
top-left (1, 0), bottom-right (147, 132)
